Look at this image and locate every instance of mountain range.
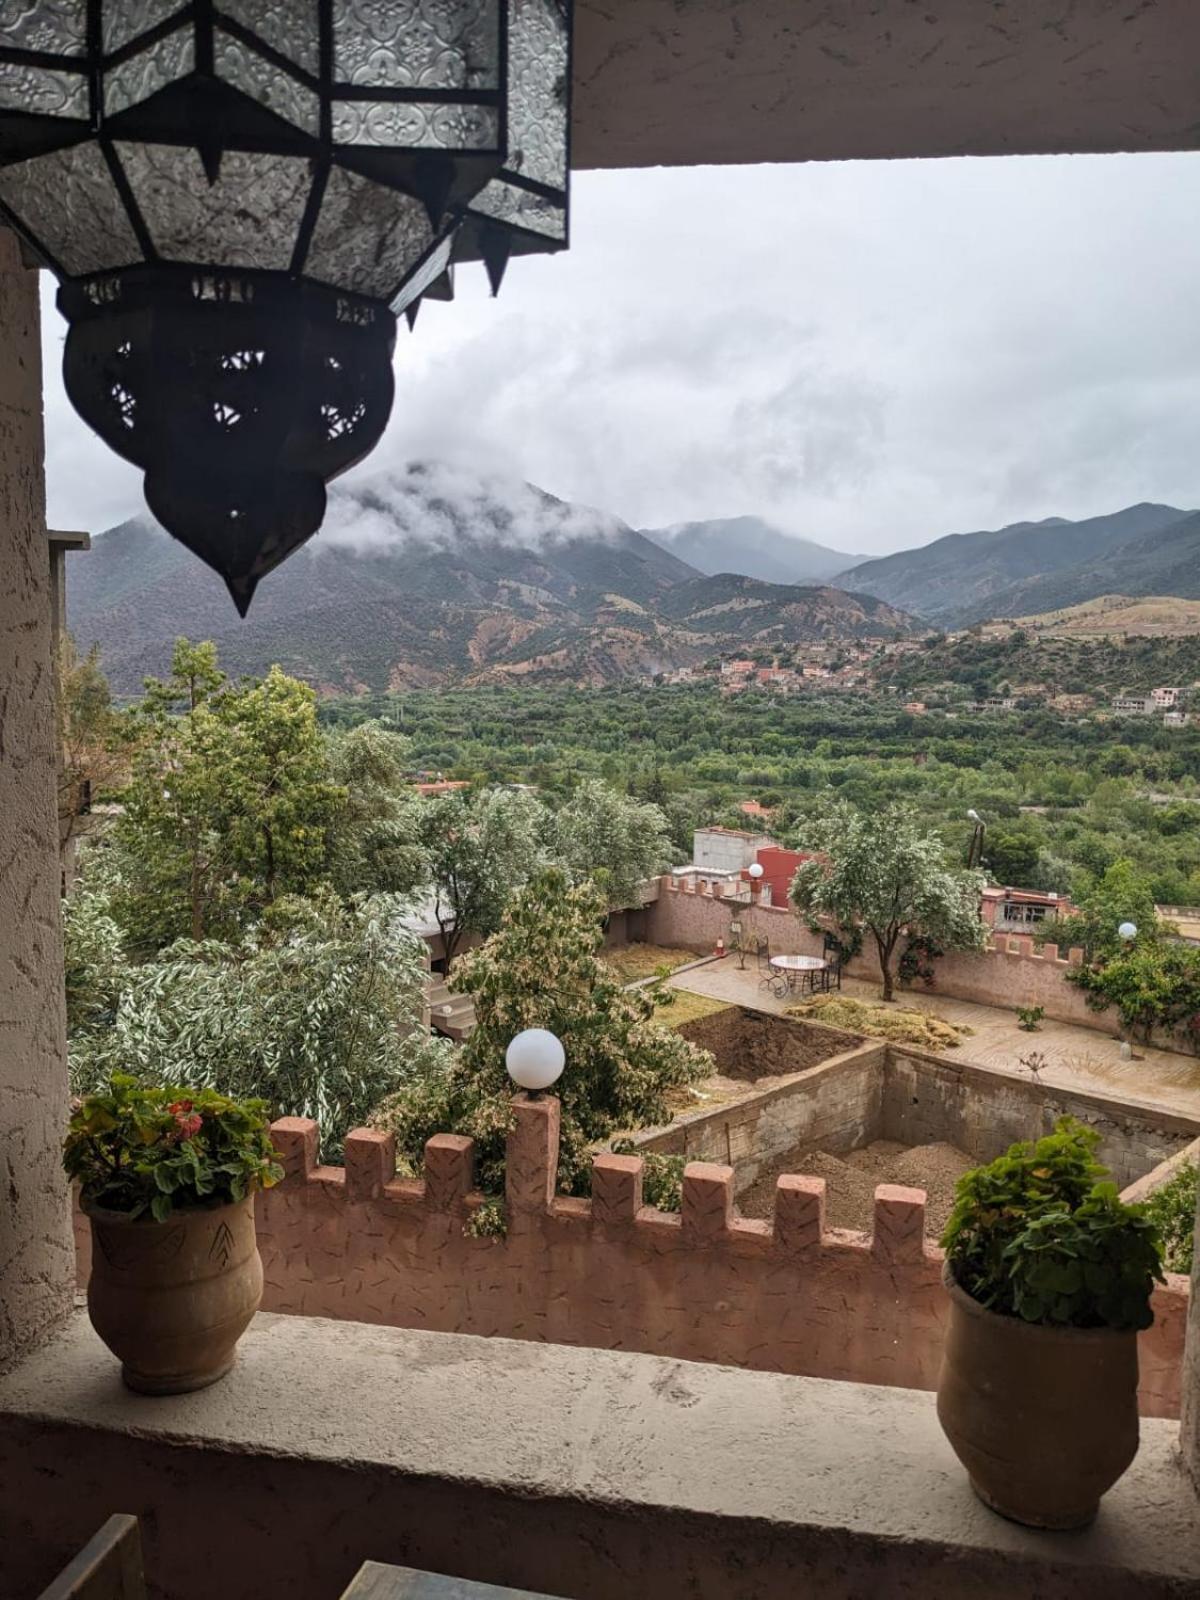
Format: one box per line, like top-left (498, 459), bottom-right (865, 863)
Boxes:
top-left (835, 503), bottom-right (1198, 626)
top-left (642, 516), bottom-right (861, 587)
top-left (68, 464), bottom-right (917, 694)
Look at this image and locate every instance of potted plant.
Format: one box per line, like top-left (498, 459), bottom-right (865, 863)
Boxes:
top-left (64, 1074), bottom-right (282, 1395)
top-left (937, 1118), bottom-right (1164, 1529)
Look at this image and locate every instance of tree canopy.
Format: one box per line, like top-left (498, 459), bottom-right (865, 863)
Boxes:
top-left (791, 802), bottom-right (987, 1000)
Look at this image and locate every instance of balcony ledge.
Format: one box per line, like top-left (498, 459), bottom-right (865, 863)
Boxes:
top-left (0, 1310), bottom-right (1196, 1599)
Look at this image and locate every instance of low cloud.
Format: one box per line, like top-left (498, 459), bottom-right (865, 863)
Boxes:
top-left (41, 153), bottom-right (1200, 557)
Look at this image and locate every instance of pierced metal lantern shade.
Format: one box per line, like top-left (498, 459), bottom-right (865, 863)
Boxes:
top-left (0, 0), bottom-right (572, 612)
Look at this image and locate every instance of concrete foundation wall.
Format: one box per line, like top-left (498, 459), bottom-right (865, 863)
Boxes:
top-left (885, 1049), bottom-right (1200, 1192)
top-left (645, 878), bottom-right (1116, 1033)
top-left (0, 235), bottom-right (74, 1367)
top-left (631, 1021), bottom-right (884, 1188)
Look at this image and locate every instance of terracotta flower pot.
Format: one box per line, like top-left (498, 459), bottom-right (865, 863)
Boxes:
top-left (936, 1263), bottom-right (1140, 1529)
top-left (85, 1194), bottom-right (263, 1394)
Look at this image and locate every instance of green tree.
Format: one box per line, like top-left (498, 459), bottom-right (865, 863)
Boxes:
top-left (791, 802), bottom-right (987, 1001)
top-left (552, 778), bottom-right (673, 910)
top-left (372, 869), bottom-right (710, 1196)
top-left (983, 828), bottom-right (1042, 888)
top-left (68, 890), bottom-right (451, 1159)
top-left (1049, 859), bottom-right (1160, 962)
top-left (419, 786), bottom-right (547, 970)
top-left (324, 719), bottom-right (425, 896)
top-left (112, 645), bottom-right (343, 950)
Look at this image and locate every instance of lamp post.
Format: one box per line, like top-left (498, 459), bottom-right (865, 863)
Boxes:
top-left (0, 0), bottom-right (573, 612)
top-left (506, 1028), bottom-right (564, 1098)
top-left (967, 809), bottom-right (986, 871)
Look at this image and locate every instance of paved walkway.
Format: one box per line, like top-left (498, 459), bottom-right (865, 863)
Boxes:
top-left (668, 960), bottom-right (1200, 1124)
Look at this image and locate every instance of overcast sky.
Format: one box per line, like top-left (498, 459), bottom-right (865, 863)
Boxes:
top-left (40, 151), bottom-right (1200, 560)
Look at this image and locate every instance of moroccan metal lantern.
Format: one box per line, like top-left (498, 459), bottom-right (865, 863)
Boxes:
top-left (0, 0), bottom-right (572, 612)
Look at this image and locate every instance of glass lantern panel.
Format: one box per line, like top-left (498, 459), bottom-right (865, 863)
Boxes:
top-left (504, 0), bottom-right (568, 190)
top-left (214, 28), bottom-right (320, 134)
top-left (115, 144), bottom-right (312, 270)
top-left (331, 98), bottom-right (498, 150)
top-left (469, 176), bottom-right (563, 240)
top-left (0, 143), bottom-right (142, 274)
top-left (103, 26), bottom-right (194, 116)
top-left (0, 60), bottom-right (87, 116)
top-left (304, 163), bottom-right (433, 299)
top-left (391, 232), bottom-right (453, 313)
top-left (334, 0), bottom-right (501, 90)
top-left (0, 0), bottom-right (86, 54)
top-left (102, 0), bottom-right (180, 55)
top-left (218, 0), bottom-right (320, 75)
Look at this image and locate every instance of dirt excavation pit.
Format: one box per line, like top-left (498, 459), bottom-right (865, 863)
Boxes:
top-left (737, 1138), bottom-right (974, 1237)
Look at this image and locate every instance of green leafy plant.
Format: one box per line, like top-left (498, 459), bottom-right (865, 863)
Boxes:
top-left (611, 1142), bottom-right (686, 1212)
top-left (1142, 1163), bottom-right (1197, 1275)
top-left (1017, 1004), bottom-right (1045, 1032)
top-left (941, 1119), bottom-right (1164, 1331)
top-left (64, 1073), bottom-right (282, 1222)
top-left (1072, 943), bottom-right (1200, 1053)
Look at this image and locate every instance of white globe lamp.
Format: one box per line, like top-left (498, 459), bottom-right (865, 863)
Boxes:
top-left (506, 1029), bottom-right (565, 1095)
top-left (1118, 921), bottom-right (1138, 943)
top-left (748, 863), bottom-right (764, 881)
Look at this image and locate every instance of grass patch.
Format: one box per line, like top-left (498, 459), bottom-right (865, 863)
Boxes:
top-left (655, 989), bottom-right (734, 1029)
top-left (787, 995), bottom-right (972, 1051)
top-left (603, 943), bottom-right (699, 985)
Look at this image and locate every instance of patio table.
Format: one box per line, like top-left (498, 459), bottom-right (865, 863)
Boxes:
top-left (768, 954), bottom-right (829, 997)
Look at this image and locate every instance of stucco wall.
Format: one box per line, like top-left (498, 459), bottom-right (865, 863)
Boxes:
top-left (0, 235), bottom-right (74, 1366)
top-left (645, 878), bottom-right (1115, 1033)
top-left (75, 1095), bottom-right (1185, 1419)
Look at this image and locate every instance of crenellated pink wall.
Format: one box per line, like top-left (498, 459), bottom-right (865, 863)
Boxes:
top-left (76, 1094), bottom-right (1184, 1416)
top-left (646, 876), bottom-right (1114, 1033)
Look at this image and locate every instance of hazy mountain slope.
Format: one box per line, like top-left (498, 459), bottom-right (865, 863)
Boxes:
top-left (643, 515), bottom-right (861, 586)
top-left (68, 465), bottom-right (917, 693)
top-left (976, 512), bottom-right (1200, 623)
top-left (654, 573), bottom-right (915, 639)
top-left (837, 503), bottom-right (1192, 624)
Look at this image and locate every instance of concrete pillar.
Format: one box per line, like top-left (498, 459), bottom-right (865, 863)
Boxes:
top-left (0, 232), bottom-right (74, 1365)
top-left (1180, 1185), bottom-right (1200, 1492)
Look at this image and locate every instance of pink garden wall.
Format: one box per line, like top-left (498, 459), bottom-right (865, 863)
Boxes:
top-left (644, 877), bottom-right (1117, 1034)
top-left (75, 1094), bottom-right (1189, 1418)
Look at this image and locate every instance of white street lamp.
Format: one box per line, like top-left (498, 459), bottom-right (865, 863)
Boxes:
top-left (748, 862), bottom-right (764, 880)
top-left (1118, 922), bottom-right (1138, 943)
top-left (506, 1029), bottom-right (565, 1095)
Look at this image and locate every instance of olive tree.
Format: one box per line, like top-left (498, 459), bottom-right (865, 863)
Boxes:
top-left (791, 802), bottom-right (987, 1001)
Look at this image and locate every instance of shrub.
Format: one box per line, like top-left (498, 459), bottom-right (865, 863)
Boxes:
top-left (64, 1074), bottom-right (282, 1221)
top-left (1016, 1004), bottom-right (1045, 1032)
top-left (1071, 943), bottom-right (1200, 1052)
top-left (1143, 1163), bottom-right (1197, 1275)
top-left (941, 1119), bottom-right (1164, 1330)
top-left (373, 869), bottom-right (710, 1197)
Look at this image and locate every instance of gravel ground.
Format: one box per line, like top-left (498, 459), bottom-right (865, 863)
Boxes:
top-left (737, 1137), bottom-right (974, 1236)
